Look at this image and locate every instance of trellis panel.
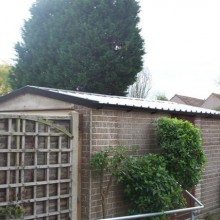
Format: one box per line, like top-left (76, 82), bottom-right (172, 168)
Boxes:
top-left (0, 116), bottom-right (75, 220)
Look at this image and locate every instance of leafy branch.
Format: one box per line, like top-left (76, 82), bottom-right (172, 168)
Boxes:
top-left (0, 205), bottom-right (25, 220)
top-left (90, 146), bottom-right (135, 219)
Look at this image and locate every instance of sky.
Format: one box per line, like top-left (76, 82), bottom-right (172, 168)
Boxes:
top-left (0, 0), bottom-right (220, 99)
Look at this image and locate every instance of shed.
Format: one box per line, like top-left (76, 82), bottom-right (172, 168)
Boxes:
top-left (0, 85), bottom-right (220, 220)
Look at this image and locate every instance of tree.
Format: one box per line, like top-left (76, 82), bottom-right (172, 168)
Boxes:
top-left (10, 0), bottom-right (145, 96)
top-left (0, 64), bottom-right (12, 95)
top-left (156, 93), bottom-right (168, 101)
top-left (127, 68), bottom-right (151, 98)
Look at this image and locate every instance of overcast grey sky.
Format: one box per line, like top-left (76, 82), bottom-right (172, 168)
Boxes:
top-left (0, 0), bottom-right (220, 99)
top-left (139, 0), bottom-right (220, 99)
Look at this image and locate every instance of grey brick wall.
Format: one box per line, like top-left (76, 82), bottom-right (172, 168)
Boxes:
top-left (78, 107), bottom-right (169, 220)
top-left (195, 117), bottom-right (220, 214)
top-left (75, 104), bottom-right (220, 219)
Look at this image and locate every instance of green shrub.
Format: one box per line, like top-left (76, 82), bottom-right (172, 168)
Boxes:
top-left (0, 205), bottom-right (25, 219)
top-left (91, 117), bottom-right (206, 218)
top-left (116, 154), bottom-right (186, 218)
top-left (157, 117), bottom-right (206, 190)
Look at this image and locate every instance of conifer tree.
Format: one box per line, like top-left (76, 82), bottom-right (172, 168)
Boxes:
top-left (10, 0), bottom-right (145, 95)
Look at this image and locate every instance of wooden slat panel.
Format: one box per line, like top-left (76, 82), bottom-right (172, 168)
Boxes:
top-left (0, 179), bottom-right (71, 188)
top-left (15, 118), bottom-right (21, 204)
top-left (34, 121), bottom-right (38, 217)
top-left (0, 117), bottom-right (72, 220)
top-left (6, 119), bottom-right (11, 202)
top-left (46, 128), bottom-right (50, 220)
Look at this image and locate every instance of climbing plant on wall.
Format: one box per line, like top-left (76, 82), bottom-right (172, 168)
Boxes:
top-left (90, 146), bottom-right (131, 219)
top-left (90, 117), bottom-right (206, 219)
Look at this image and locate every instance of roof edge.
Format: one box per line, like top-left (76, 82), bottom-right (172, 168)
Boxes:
top-left (0, 86), bottom-right (220, 118)
top-left (0, 85), bottom-right (100, 107)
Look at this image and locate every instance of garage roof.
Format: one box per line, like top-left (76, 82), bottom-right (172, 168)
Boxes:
top-left (1, 85), bottom-right (220, 117)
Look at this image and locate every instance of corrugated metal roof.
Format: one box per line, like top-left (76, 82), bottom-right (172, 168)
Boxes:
top-left (24, 86), bottom-right (220, 116)
top-left (1, 85), bottom-right (220, 116)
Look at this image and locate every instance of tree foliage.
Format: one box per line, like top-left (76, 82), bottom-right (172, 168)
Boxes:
top-left (0, 64), bottom-right (12, 95)
top-left (10, 0), bottom-right (145, 95)
top-left (156, 94), bottom-right (168, 101)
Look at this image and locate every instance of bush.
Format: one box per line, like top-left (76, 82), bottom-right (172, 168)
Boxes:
top-left (116, 154), bottom-right (186, 218)
top-left (0, 205), bottom-right (25, 219)
top-left (157, 117), bottom-right (206, 190)
top-left (91, 118), bottom-right (206, 218)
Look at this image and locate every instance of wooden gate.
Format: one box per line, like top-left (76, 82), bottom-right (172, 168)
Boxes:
top-left (0, 114), bottom-right (78, 220)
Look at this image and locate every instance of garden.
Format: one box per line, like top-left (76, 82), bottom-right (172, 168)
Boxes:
top-left (91, 117), bottom-right (207, 219)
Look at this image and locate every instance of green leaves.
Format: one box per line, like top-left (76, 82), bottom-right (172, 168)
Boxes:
top-left (157, 117), bottom-right (206, 190)
top-left (90, 145), bottom-right (133, 218)
top-left (90, 145), bottom-right (130, 175)
top-left (90, 151), bottom-right (108, 172)
top-left (11, 0), bottom-right (144, 95)
top-left (90, 118), bottom-right (206, 218)
top-left (0, 205), bottom-right (25, 219)
top-left (0, 64), bottom-right (12, 95)
top-left (116, 154), bottom-right (186, 218)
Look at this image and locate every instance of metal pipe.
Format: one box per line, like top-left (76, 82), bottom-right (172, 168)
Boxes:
top-left (98, 190), bottom-right (204, 220)
top-left (185, 190), bottom-right (204, 208)
top-left (191, 211), bottom-right (196, 220)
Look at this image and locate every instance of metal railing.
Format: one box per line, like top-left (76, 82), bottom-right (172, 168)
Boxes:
top-left (98, 190), bottom-right (204, 220)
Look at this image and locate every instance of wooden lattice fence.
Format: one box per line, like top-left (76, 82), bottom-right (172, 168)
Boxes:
top-left (0, 115), bottom-right (77, 220)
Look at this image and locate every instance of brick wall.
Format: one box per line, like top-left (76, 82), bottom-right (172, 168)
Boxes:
top-left (195, 117), bottom-right (220, 213)
top-left (89, 108), bottom-right (168, 219)
top-left (75, 104), bottom-right (220, 219)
